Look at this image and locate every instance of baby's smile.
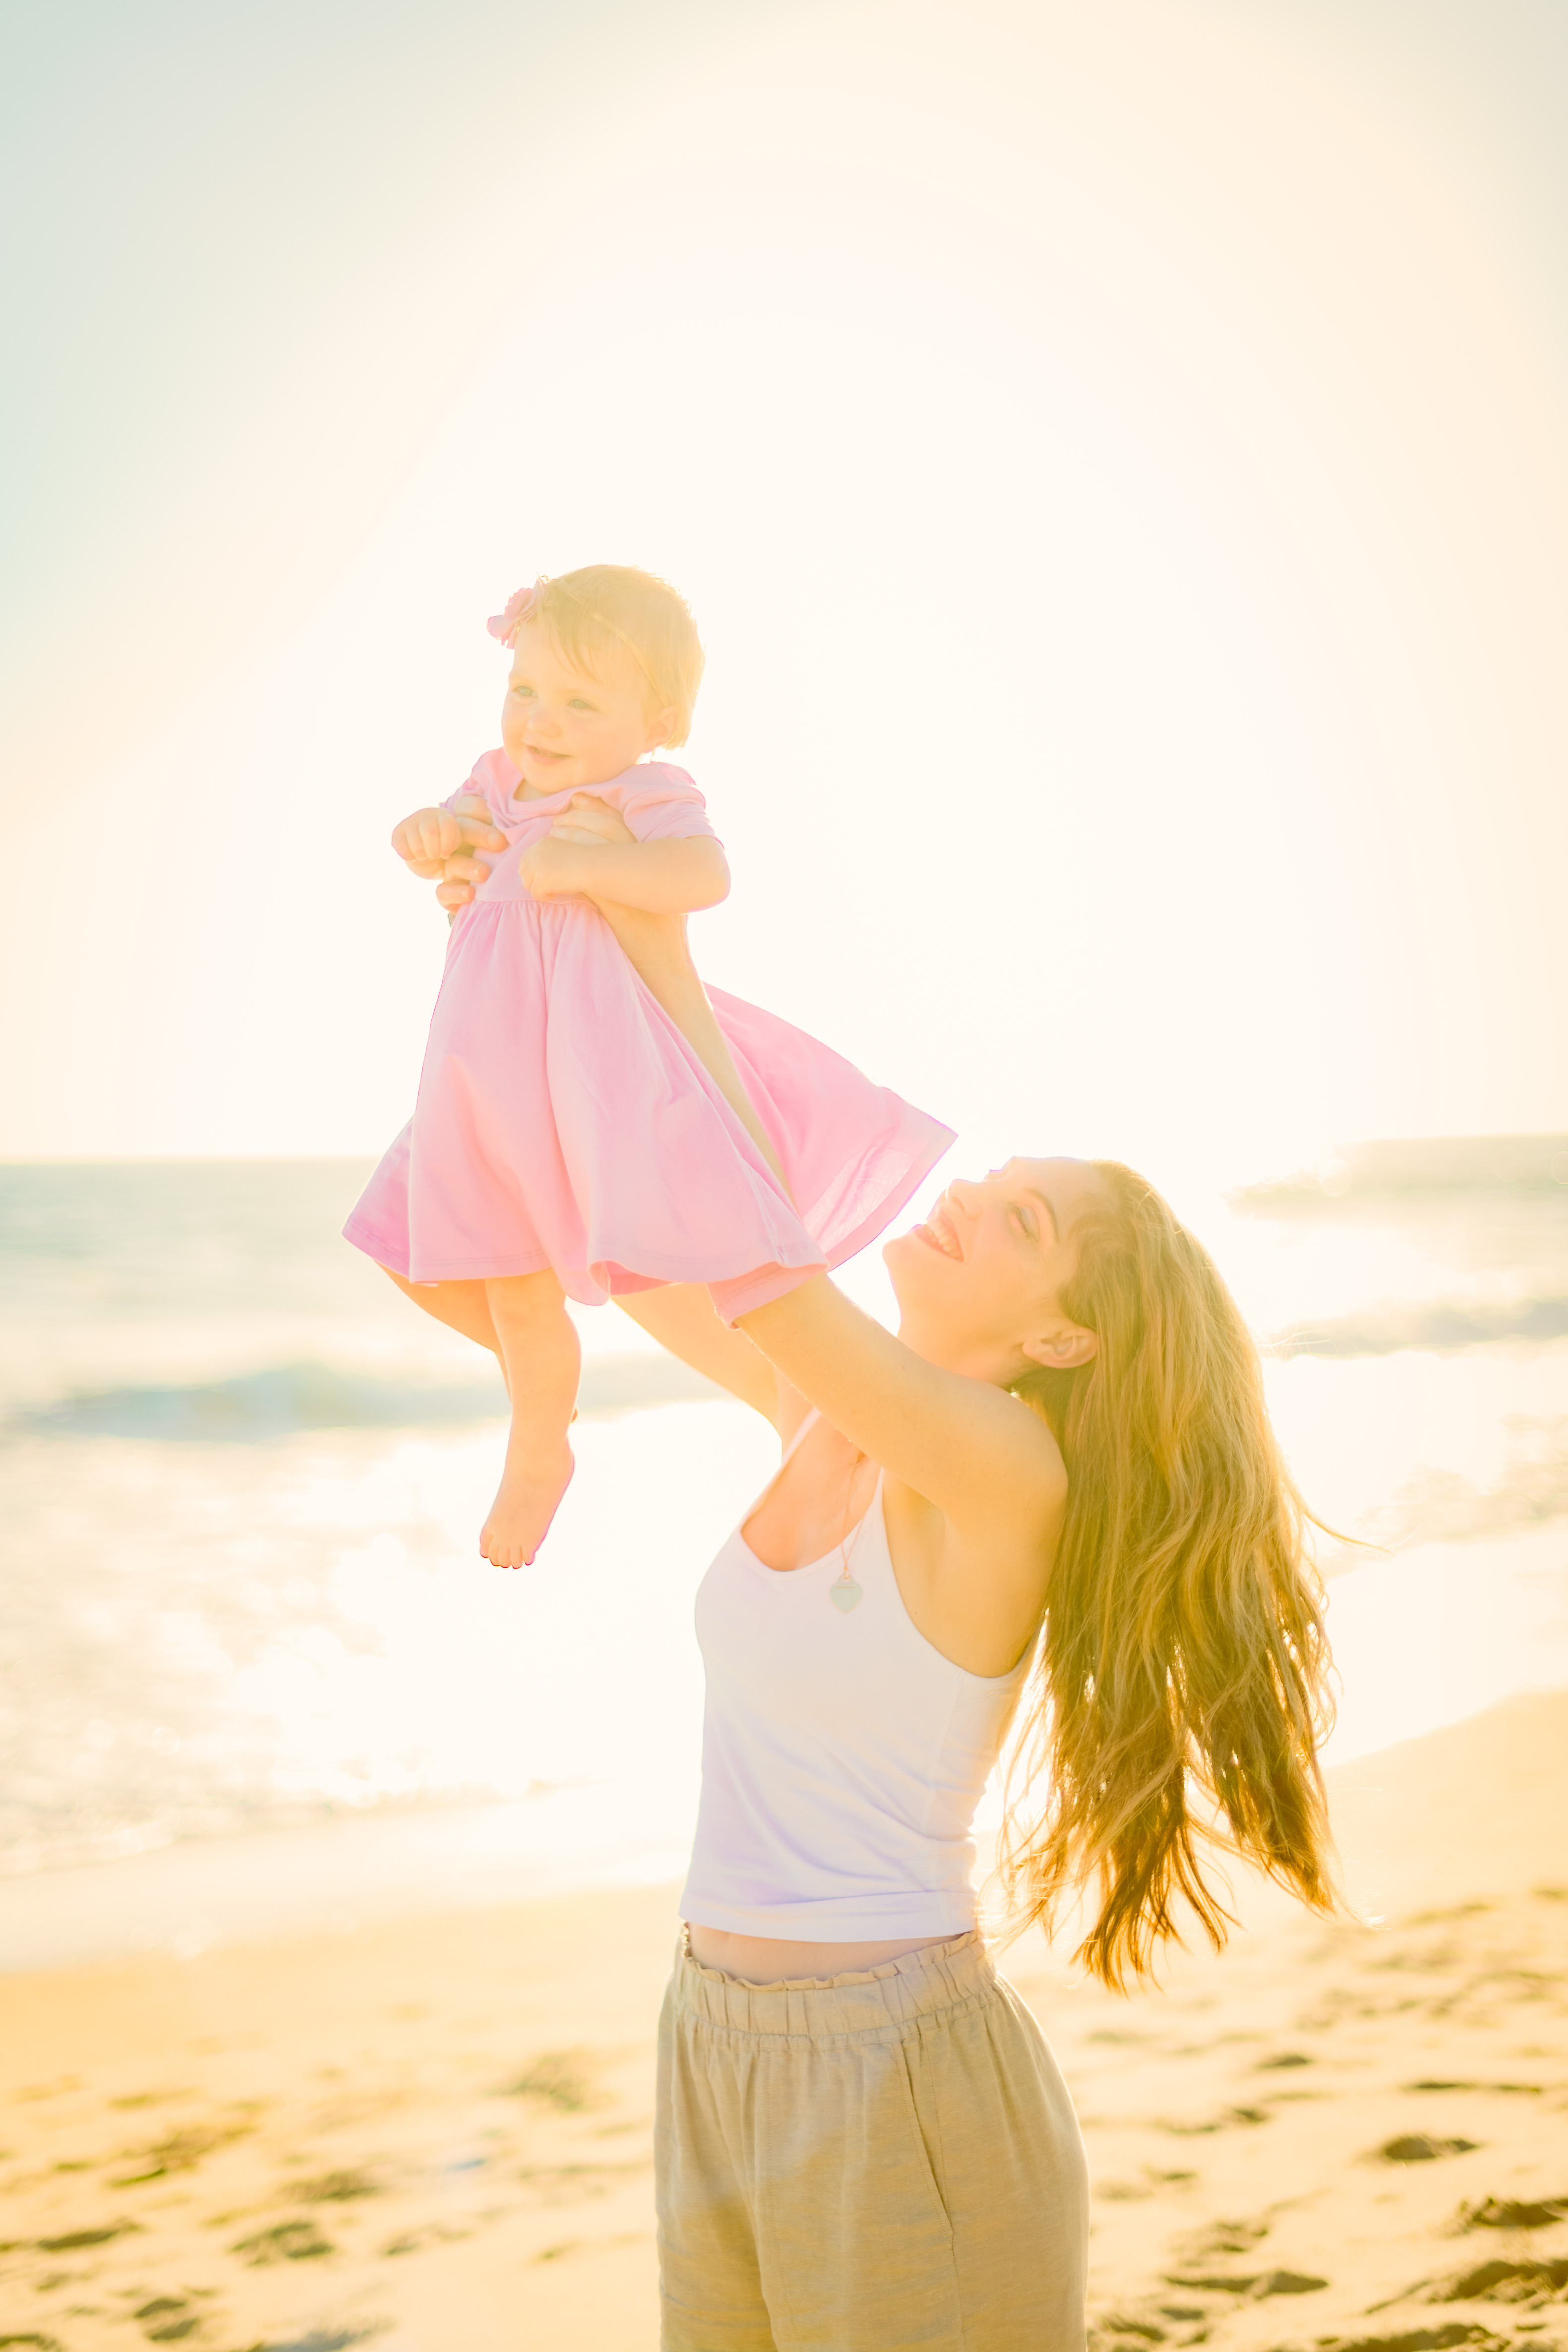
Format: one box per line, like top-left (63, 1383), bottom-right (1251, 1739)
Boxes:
top-left (502, 617), bottom-right (670, 799)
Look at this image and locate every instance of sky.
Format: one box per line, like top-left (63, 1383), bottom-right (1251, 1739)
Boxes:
top-left (2, 0), bottom-right (1567, 1194)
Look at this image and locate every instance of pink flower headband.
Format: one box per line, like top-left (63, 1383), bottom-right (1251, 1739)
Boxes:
top-left (486, 574), bottom-right (665, 702)
top-left (486, 579), bottom-right (543, 645)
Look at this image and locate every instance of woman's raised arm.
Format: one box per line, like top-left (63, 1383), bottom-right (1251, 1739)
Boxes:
top-left (615, 1283), bottom-right (784, 1427)
top-left (737, 1275), bottom-right (1065, 1538)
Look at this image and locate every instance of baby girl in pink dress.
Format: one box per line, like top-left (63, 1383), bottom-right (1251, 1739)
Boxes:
top-left (345, 565), bottom-right (952, 1567)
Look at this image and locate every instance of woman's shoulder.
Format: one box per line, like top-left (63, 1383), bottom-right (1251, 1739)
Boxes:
top-left (922, 1386), bottom-right (1069, 1548)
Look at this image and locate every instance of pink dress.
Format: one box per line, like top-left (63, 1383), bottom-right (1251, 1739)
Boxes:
top-left (344, 750), bottom-right (954, 1319)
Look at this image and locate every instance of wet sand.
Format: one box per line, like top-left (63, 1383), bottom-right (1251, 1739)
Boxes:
top-left (2, 1689), bottom-right (1565, 2352)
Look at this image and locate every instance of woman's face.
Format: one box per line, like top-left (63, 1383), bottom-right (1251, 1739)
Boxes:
top-left (884, 1156), bottom-right (1104, 1382)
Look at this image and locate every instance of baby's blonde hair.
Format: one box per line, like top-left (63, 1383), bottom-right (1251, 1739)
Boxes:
top-left (527, 565), bottom-right (705, 749)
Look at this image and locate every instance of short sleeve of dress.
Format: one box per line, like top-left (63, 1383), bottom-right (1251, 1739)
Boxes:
top-left (615, 762), bottom-right (721, 845)
top-left (441, 748), bottom-right (516, 821)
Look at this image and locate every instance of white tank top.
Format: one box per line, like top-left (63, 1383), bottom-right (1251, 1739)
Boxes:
top-left (679, 1413), bottom-right (1032, 1940)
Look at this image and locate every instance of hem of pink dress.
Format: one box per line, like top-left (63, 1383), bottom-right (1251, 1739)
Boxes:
top-left (819, 1120), bottom-right (957, 1274)
top-left (708, 1118), bottom-right (955, 1327)
top-left (343, 1110), bottom-right (955, 1305)
top-left (706, 1259), bottom-right (825, 1321)
top-left (342, 1216), bottom-right (555, 1285)
top-left (342, 1214), bottom-right (411, 1278)
top-left (345, 1212), bottom-right (827, 1304)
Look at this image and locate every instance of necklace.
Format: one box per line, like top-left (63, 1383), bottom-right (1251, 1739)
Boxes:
top-left (830, 1447), bottom-right (868, 1614)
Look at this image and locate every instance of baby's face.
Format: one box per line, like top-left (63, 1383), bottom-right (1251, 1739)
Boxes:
top-left (501, 621), bottom-right (667, 798)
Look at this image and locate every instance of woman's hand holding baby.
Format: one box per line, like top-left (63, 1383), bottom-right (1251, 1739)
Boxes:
top-left (407, 792), bottom-right (727, 919)
top-left (521, 793), bottom-right (730, 915)
top-left (401, 787), bottom-right (788, 1196)
top-left (517, 832), bottom-right (593, 902)
top-left (551, 792), bottom-right (638, 847)
top-left (518, 790), bottom-right (638, 902)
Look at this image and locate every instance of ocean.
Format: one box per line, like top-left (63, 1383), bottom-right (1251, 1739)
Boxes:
top-left (2, 1145), bottom-right (1566, 1967)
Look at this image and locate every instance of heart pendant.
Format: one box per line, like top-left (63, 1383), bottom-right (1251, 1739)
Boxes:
top-left (829, 1579), bottom-right (862, 1614)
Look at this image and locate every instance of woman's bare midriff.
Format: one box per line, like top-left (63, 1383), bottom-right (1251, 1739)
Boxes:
top-left (686, 1923), bottom-right (963, 1985)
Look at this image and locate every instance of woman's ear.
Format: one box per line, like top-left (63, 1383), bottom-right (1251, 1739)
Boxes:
top-left (1021, 1325), bottom-right (1098, 1371)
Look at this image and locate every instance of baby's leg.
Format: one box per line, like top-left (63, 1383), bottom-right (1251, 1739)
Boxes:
top-left (380, 1269), bottom-right (502, 1365)
top-left (479, 1270), bottom-right (580, 1568)
top-left (379, 1258), bottom-right (582, 1428)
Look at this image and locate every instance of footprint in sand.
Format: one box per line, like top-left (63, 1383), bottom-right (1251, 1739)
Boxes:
top-left (1312, 2329), bottom-right (1497, 2351)
top-left (131, 2292), bottom-right (206, 2343)
top-left (1422, 2254), bottom-right (1568, 2302)
top-left (1455, 2191), bottom-right (1568, 2228)
top-left (1097, 2167), bottom-right (1200, 2204)
top-left (1157, 2105), bottom-right (1273, 2135)
top-left (286, 2168), bottom-right (384, 2205)
top-left (1171, 2215), bottom-right (1271, 2260)
top-left (1375, 2135), bottom-right (1481, 2164)
top-left (245, 2331), bottom-right (382, 2352)
top-left (380, 2220), bottom-right (472, 2257)
top-left (1403, 2078), bottom-right (1544, 2096)
top-left (1161, 2268), bottom-right (1328, 2296)
top-left (33, 2221), bottom-right (137, 2252)
top-left (492, 2049), bottom-right (600, 2112)
top-left (231, 2217), bottom-right (336, 2265)
top-left (111, 2118), bottom-right (255, 2186)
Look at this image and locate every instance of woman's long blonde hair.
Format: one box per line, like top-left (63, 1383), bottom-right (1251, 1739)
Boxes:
top-left (1002, 1160), bottom-right (1337, 1989)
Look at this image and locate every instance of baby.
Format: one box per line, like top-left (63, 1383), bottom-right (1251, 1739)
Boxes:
top-left (345, 565), bottom-right (952, 1566)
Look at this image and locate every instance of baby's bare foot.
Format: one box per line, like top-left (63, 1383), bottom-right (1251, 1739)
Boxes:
top-left (481, 1449), bottom-right (574, 1568)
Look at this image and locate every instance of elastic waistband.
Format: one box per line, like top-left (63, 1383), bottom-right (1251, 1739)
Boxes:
top-left (669, 1930), bottom-right (997, 2041)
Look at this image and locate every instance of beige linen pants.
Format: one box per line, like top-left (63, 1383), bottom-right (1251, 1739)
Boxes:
top-left (656, 1930), bottom-right (1088, 2351)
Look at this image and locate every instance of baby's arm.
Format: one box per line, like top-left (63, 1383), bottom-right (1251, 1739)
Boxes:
top-left (519, 815), bottom-right (728, 913)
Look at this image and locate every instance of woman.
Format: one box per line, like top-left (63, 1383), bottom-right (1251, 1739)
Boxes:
top-left (400, 820), bottom-right (1338, 2350)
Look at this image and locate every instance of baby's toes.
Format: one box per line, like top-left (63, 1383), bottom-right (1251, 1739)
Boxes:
top-left (481, 1517), bottom-right (536, 1569)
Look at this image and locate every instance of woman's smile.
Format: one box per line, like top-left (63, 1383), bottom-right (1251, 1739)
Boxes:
top-left (913, 1203), bottom-right (965, 1260)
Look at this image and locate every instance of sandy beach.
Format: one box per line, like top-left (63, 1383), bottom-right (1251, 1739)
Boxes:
top-left (2, 1688), bottom-right (1564, 2352)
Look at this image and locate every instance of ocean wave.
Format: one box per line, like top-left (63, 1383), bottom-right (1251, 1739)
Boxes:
top-left (11, 1294), bottom-right (1568, 1441)
top-left (1235, 1131), bottom-right (1568, 1207)
top-left (1316, 1418), bottom-right (1568, 1571)
top-left (1268, 1295), bottom-right (1568, 1358)
top-left (6, 1354), bottom-right (724, 1443)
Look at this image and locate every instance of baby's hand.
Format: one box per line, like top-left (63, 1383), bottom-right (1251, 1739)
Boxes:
top-left (393, 800), bottom-right (507, 880)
